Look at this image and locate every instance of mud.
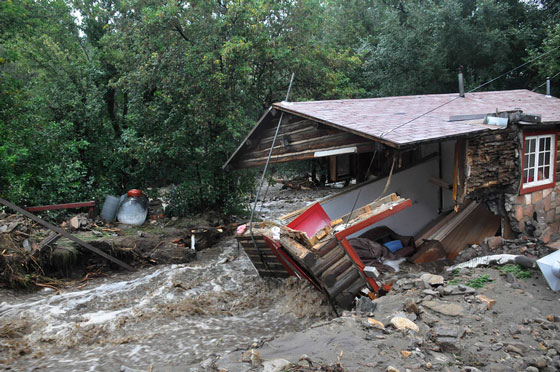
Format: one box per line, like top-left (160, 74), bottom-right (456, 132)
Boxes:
top-left (217, 264), bottom-right (560, 372)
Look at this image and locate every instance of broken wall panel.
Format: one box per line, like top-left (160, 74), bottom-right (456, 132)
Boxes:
top-left (465, 128), bottom-right (519, 200)
top-left (320, 157), bottom-right (442, 237)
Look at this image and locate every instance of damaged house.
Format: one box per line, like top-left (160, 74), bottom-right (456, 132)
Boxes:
top-left (224, 89), bottom-right (560, 308)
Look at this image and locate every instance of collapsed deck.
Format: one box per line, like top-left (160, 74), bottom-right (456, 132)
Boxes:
top-left (237, 193), bottom-right (413, 308)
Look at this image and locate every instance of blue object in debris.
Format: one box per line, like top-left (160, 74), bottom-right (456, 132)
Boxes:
top-left (384, 240), bottom-right (403, 253)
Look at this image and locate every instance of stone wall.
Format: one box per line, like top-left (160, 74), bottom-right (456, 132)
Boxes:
top-left (504, 131), bottom-right (560, 242)
top-left (465, 128), bottom-right (519, 203)
top-left (506, 187), bottom-right (560, 242)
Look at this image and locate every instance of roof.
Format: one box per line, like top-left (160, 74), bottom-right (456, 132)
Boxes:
top-left (273, 90), bottom-right (560, 146)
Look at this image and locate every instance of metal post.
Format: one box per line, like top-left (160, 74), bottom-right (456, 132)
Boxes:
top-left (458, 73), bottom-right (465, 97)
top-left (546, 77), bottom-right (551, 97)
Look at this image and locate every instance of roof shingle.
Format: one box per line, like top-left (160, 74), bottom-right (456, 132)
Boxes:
top-left (273, 90), bottom-right (560, 146)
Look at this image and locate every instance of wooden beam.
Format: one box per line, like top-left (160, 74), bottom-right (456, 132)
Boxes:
top-left (239, 132), bottom-right (364, 161)
top-left (0, 198), bottom-right (136, 272)
top-left (25, 201), bottom-right (96, 212)
top-left (428, 177), bottom-right (452, 190)
top-left (257, 119), bottom-right (314, 138)
top-left (232, 142), bottom-right (377, 169)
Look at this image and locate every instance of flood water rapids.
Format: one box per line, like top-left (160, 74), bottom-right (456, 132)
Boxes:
top-left (0, 186), bottom-right (336, 371)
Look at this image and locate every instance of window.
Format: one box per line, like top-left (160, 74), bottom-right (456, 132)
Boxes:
top-left (521, 132), bottom-right (556, 194)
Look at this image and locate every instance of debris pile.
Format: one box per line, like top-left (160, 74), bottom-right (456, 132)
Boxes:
top-left (0, 207), bottom-right (226, 290)
top-left (454, 236), bottom-right (556, 264)
top-left (0, 212), bottom-right (44, 288)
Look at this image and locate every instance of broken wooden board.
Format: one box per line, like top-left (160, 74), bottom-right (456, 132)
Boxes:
top-left (413, 201), bottom-right (500, 262)
top-left (442, 203), bottom-right (500, 261)
top-left (237, 235), bottom-right (292, 278)
top-left (0, 198), bottom-right (135, 272)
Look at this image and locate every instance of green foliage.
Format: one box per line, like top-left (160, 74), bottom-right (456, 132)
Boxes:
top-left (465, 274), bottom-right (493, 288)
top-left (359, 0), bottom-right (547, 96)
top-left (499, 264), bottom-right (532, 279)
top-left (0, 0), bottom-right (557, 217)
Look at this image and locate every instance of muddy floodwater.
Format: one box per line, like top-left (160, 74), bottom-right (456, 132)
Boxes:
top-left (0, 185), bottom-right (336, 371)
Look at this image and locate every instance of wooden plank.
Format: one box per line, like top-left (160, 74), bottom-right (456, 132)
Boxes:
top-left (322, 256), bottom-right (353, 287)
top-left (251, 262), bottom-right (288, 270)
top-left (232, 142), bottom-right (377, 169)
top-left (253, 126), bottom-right (338, 152)
top-left (411, 240), bottom-right (447, 263)
top-left (442, 203), bottom-right (500, 260)
top-left (431, 202), bottom-right (478, 241)
top-left (245, 253), bottom-right (279, 260)
top-left (310, 245), bottom-right (345, 276)
top-left (325, 266), bottom-right (361, 298)
top-left (339, 194), bottom-right (399, 224)
top-left (25, 201), bottom-right (96, 212)
top-left (0, 198), bottom-right (135, 271)
top-left (39, 231), bottom-right (62, 249)
top-left (278, 236), bottom-right (317, 267)
top-left (257, 119), bottom-right (314, 139)
top-left (428, 177), bottom-right (452, 190)
top-left (238, 132), bottom-right (368, 161)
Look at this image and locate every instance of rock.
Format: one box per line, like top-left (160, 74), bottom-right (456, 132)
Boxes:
top-left (525, 367), bottom-right (539, 372)
top-left (241, 349), bottom-right (261, 367)
top-left (390, 317), bottom-right (419, 332)
top-left (462, 367), bottom-right (483, 372)
top-left (476, 295), bottom-right (496, 310)
top-left (436, 336), bottom-right (459, 350)
top-left (546, 314), bottom-right (559, 322)
top-left (356, 296), bottom-right (376, 314)
top-left (69, 216), bottom-right (80, 230)
top-left (22, 239), bottom-right (31, 252)
top-left (487, 236), bottom-right (503, 250)
top-left (422, 300), bottom-right (465, 317)
top-left (423, 289), bottom-right (439, 297)
top-left (440, 285), bottom-right (476, 296)
top-left (505, 344), bottom-right (524, 355)
top-left (386, 367), bottom-right (400, 372)
top-left (121, 366), bottom-right (147, 372)
top-left (535, 356), bottom-right (547, 369)
top-left (544, 339), bottom-right (560, 353)
top-left (425, 361), bottom-right (433, 369)
top-left (401, 350), bottom-right (412, 357)
top-left (434, 326), bottom-right (459, 338)
top-left (262, 359), bottom-right (291, 372)
top-left (506, 342), bottom-right (530, 353)
top-left (505, 272), bottom-right (516, 283)
top-left (404, 300), bottom-right (419, 315)
top-left (491, 343), bottom-right (503, 351)
top-left (420, 273), bottom-right (444, 287)
top-left (200, 357), bottom-right (216, 369)
top-left (367, 318), bottom-right (385, 329)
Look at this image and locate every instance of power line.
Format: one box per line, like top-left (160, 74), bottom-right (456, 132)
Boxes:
top-left (380, 45), bottom-right (560, 139)
top-left (532, 71), bottom-right (560, 92)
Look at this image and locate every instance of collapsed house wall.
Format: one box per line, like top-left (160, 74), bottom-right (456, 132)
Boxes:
top-left (320, 157), bottom-right (443, 237)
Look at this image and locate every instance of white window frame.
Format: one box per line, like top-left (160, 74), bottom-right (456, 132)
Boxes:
top-left (522, 133), bottom-right (555, 189)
